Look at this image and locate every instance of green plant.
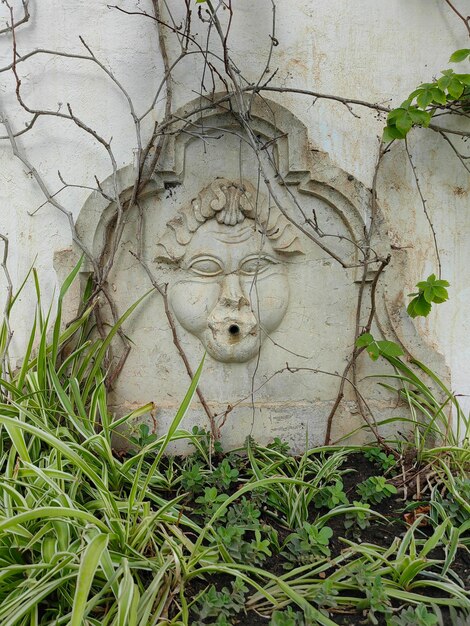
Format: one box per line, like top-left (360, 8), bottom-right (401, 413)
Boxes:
top-left (342, 516), bottom-right (470, 609)
top-left (344, 501), bottom-right (372, 535)
top-left (129, 422), bottom-right (158, 450)
top-left (383, 50), bottom-right (470, 142)
top-left (190, 425), bottom-right (224, 459)
top-left (211, 457), bottom-right (239, 490)
top-left (364, 447), bottom-right (397, 472)
top-left (0, 263), bottom-right (210, 625)
top-left (356, 332), bottom-right (404, 361)
top-left (267, 437), bottom-right (291, 455)
top-left (354, 569), bottom-right (392, 625)
top-left (195, 486), bottom-right (230, 517)
top-left (407, 274), bottom-right (450, 319)
top-left (246, 440), bottom-right (349, 528)
top-left (216, 525), bottom-right (272, 565)
top-left (282, 522), bottom-right (333, 568)
top-left (269, 606), bottom-right (306, 626)
top-left (438, 478), bottom-right (470, 525)
top-left (356, 476), bottom-right (398, 504)
top-left (226, 495), bottom-right (263, 529)
top-left (313, 479), bottom-right (349, 509)
top-left (390, 604), bottom-right (439, 626)
top-left (190, 578), bottom-right (248, 625)
top-left (182, 461), bottom-right (207, 493)
top-left (366, 351), bottom-right (470, 481)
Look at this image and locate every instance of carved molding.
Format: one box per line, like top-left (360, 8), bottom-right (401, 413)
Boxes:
top-left (59, 93), bottom-right (448, 389)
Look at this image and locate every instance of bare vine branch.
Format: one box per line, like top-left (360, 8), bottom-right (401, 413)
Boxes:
top-left (0, 0), bottom-right (29, 35)
top-left (443, 0), bottom-right (470, 37)
top-left (404, 138), bottom-right (442, 279)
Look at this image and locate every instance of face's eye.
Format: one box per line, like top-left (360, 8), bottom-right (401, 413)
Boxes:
top-left (239, 255), bottom-right (277, 275)
top-left (187, 256), bottom-right (223, 276)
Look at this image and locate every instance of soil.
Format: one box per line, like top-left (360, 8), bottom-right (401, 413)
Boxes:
top-left (156, 454), bottom-right (470, 626)
top-left (181, 452), bottom-right (470, 626)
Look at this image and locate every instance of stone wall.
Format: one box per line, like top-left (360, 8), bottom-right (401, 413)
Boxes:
top-left (1, 0), bottom-right (469, 449)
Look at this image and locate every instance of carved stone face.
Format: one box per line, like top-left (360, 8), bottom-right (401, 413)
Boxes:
top-left (169, 219), bottom-right (290, 362)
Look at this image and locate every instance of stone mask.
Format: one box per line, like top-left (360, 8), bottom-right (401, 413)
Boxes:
top-left (155, 178), bottom-right (304, 362)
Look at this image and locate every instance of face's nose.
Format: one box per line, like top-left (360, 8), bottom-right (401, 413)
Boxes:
top-left (217, 274), bottom-right (250, 310)
top-left (207, 274), bottom-right (258, 341)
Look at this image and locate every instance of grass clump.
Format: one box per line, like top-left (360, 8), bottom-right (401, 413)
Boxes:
top-left (0, 264), bottom-right (468, 625)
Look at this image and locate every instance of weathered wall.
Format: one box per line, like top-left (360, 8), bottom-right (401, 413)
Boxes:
top-left (1, 0), bottom-right (469, 443)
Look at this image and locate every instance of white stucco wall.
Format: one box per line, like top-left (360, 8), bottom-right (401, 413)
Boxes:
top-left (1, 1), bottom-right (469, 419)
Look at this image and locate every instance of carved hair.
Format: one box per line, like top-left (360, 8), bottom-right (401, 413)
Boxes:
top-left (155, 178), bottom-right (303, 263)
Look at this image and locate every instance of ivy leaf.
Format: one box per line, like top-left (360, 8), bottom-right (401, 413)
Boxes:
top-left (376, 341), bottom-right (404, 358)
top-left (430, 88), bottom-right (447, 105)
top-left (456, 73), bottom-right (470, 85)
top-left (437, 74), bottom-right (453, 91)
top-left (408, 274), bottom-right (450, 318)
top-left (407, 294), bottom-right (432, 318)
top-left (367, 343), bottom-right (380, 361)
top-left (432, 289), bottom-right (448, 303)
top-left (417, 273), bottom-right (436, 289)
top-left (449, 48), bottom-right (470, 63)
top-left (388, 108), bottom-right (406, 123)
top-left (395, 110), bottom-right (413, 133)
top-left (356, 333), bottom-right (403, 361)
top-left (416, 88), bottom-right (434, 109)
top-left (424, 285), bottom-right (435, 303)
top-left (408, 108), bottom-right (431, 127)
top-left (382, 125), bottom-right (405, 142)
top-left (356, 332), bottom-right (373, 348)
top-left (448, 77), bottom-right (464, 100)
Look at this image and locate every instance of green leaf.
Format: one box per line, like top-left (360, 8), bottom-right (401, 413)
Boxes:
top-left (83, 289), bottom-right (153, 402)
top-left (395, 110), bottom-right (413, 133)
top-left (408, 108), bottom-right (431, 126)
top-left (407, 294), bottom-right (432, 318)
top-left (438, 74), bottom-right (452, 91)
top-left (367, 343), bottom-right (380, 361)
top-left (4, 422), bottom-right (31, 464)
top-left (83, 274), bottom-right (93, 303)
top-left (431, 286), bottom-right (449, 302)
top-left (387, 108), bottom-right (406, 123)
top-left (449, 48), bottom-right (470, 63)
top-left (430, 87), bottom-right (447, 105)
top-left (0, 507), bottom-right (110, 534)
top-left (356, 332), bottom-right (373, 348)
top-left (70, 534), bottom-right (109, 626)
top-left (416, 88), bottom-right (434, 109)
top-left (448, 77), bottom-right (464, 99)
top-left (424, 285), bottom-right (434, 303)
top-left (382, 125), bottom-right (405, 142)
top-left (455, 73), bottom-right (470, 85)
top-left (376, 340), bottom-right (404, 358)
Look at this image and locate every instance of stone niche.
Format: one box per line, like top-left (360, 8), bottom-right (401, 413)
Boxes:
top-left (58, 95), bottom-right (446, 451)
